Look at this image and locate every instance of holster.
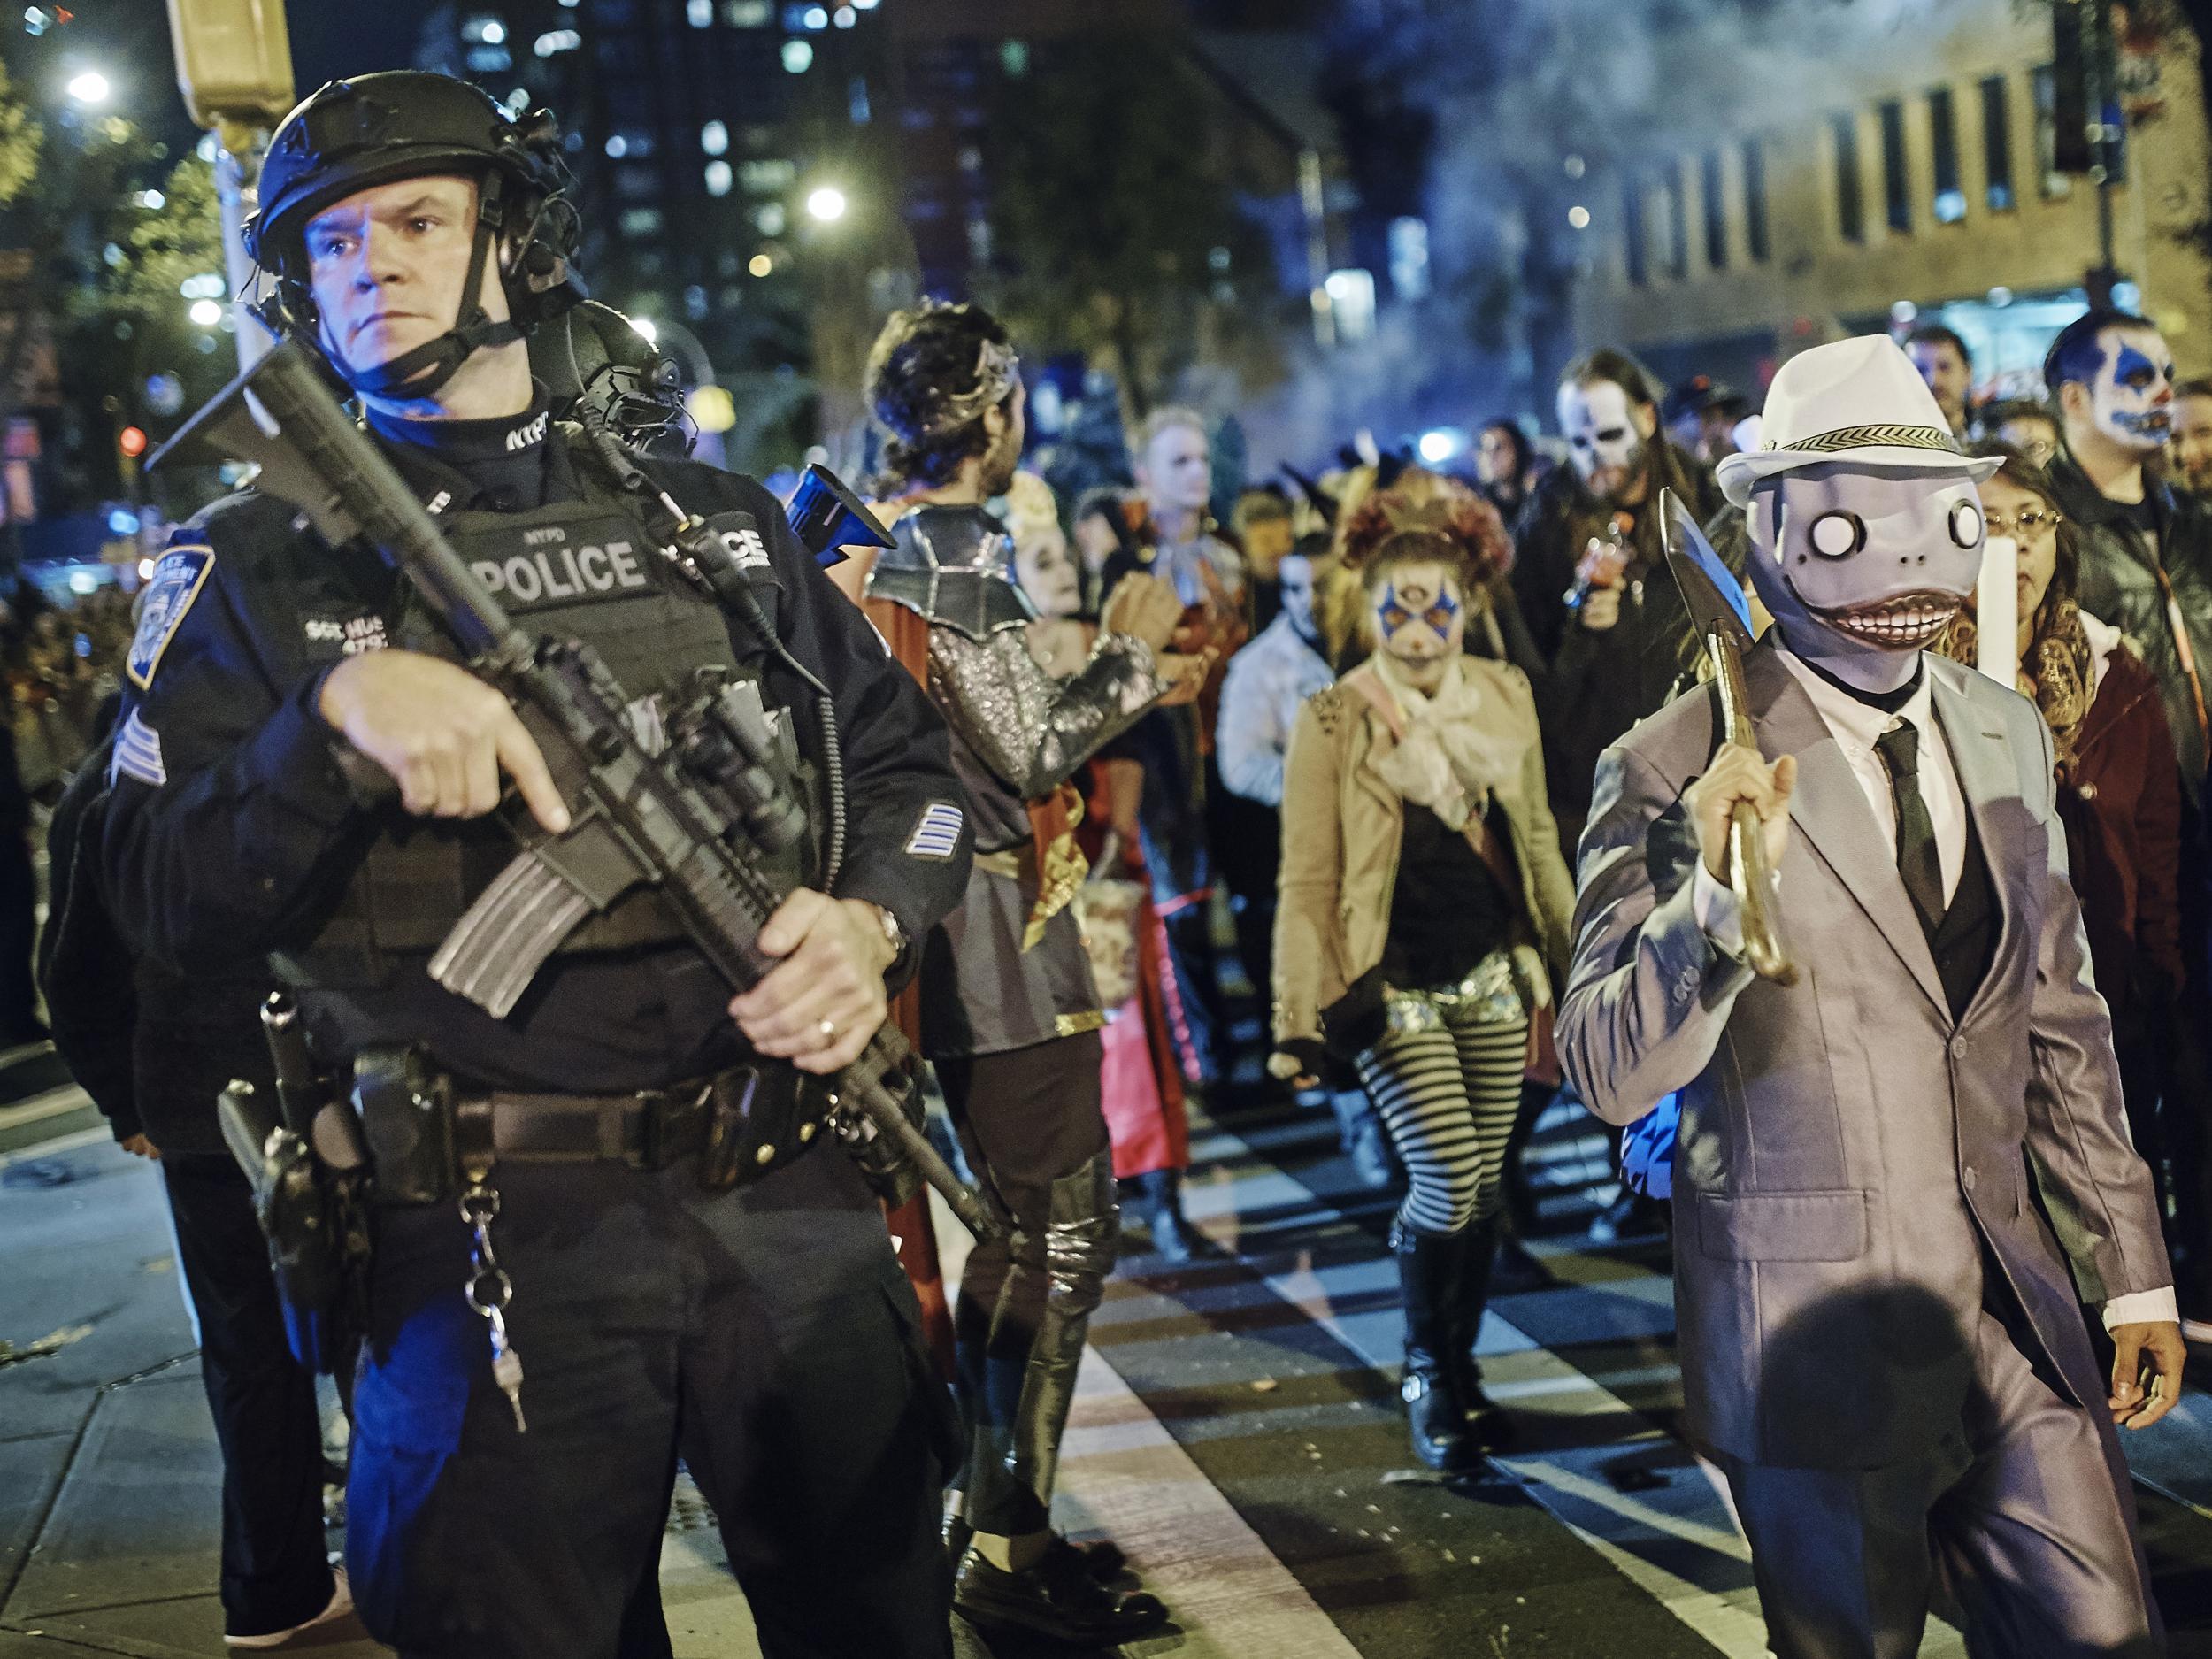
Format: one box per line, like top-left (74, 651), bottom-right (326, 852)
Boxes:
top-left (217, 1076), bottom-right (370, 1377)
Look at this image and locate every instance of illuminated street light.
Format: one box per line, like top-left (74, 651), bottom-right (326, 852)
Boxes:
top-left (1417, 429), bottom-right (1462, 465)
top-left (1567, 204), bottom-right (1591, 230)
top-left (805, 186), bottom-right (848, 224)
top-left (749, 253), bottom-right (773, 277)
top-left (66, 70), bottom-right (110, 104)
top-left (188, 298), bottom-right (225, 328)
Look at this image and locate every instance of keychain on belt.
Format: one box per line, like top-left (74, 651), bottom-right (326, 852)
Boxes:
top-left (460, 1176), bottom-right (528, 1432)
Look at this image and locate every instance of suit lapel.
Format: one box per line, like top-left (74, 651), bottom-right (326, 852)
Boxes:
top-left (1927, 663), bottom-right (2024, 1022)
top-left (1743, 644), bottom-right (1950, 1017)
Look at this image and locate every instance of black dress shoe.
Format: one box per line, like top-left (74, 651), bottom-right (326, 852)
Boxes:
top-left (1047, 1532), bottom-right (1130, 1584)
top-left (954, 1545), bottom-right (1170, 1643)
top-left (945, 1517), bottom-right (1130, 1586)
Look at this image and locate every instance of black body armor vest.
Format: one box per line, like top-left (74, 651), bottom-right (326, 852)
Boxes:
top-left (279, 449), bottom-right (818, 988)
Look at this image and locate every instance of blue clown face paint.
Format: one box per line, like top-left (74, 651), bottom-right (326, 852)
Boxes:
top-left (1370, 560), bottom-right (1468, 687)
top-left (2088, 330), bottom-right (2175, 451)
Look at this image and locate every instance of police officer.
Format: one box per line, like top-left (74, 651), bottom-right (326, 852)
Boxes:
top-left (98, 73), bottom-right (973, 1658)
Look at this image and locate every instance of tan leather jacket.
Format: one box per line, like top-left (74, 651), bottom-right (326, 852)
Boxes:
top-left (1272, 657), bottom-right (1576, 1048)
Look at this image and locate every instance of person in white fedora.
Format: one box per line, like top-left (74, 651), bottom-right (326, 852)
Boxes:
top-left (1558, 334), bottom-right (2184, 1658)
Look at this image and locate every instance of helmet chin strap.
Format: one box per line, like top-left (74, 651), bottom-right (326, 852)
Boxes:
top-left (342, 173), bottom-right (526, 402)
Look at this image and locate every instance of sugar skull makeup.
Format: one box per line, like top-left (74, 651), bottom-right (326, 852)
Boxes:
top-left (1558, 380), bottom-right (1649, 503)
top-left (2088, 331), bottom-right (2176, 454)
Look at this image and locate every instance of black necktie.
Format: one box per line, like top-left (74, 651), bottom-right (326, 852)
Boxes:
top-left (1875, 720), bottom-right (1944, 941)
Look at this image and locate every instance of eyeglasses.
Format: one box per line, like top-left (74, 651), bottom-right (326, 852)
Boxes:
top-left (1985, 507), bottom-right (2062, 537)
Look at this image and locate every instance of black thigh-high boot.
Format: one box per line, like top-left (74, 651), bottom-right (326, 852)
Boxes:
top-left (1449, 1220), bottom-right (1515, 1451)
top-left (1394, 1226), bottom-right (1477, 1472)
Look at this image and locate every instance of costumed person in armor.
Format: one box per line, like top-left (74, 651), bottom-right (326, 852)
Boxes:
top-left (1558, 335), bottom-right (2185, 1657)
top-left (1271, 499), bottom-right (1576, 1471)
top-left (860, 301), bottom-right (1203, 1646)
top-left (99, 73), bottom-right (973, 1658)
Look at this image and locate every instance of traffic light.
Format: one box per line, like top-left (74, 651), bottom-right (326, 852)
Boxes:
top-left (118, 426), bottom-right (149, 459)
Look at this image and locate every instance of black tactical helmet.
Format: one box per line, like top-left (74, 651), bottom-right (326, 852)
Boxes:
top-left (246, 71), bottom-right (582, 398)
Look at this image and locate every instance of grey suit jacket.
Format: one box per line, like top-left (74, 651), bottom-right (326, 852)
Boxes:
top-left (1556, 641), bottom-right (2171, 1469)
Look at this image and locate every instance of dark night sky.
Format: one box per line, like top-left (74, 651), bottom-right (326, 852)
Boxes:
top-left (288, 3), bottom-right (435, 88)
top-left (14, 3), bottom-right (438, 143)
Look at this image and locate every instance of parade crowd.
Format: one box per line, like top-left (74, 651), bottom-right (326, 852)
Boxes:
top-left (34, 65), bottom-right (2212, 1659)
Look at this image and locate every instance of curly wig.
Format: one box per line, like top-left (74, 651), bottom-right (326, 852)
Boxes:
top-left (1336, 469), bottom-right (1513, 586)
top-left (864, 299), bottom-right (1018, 492)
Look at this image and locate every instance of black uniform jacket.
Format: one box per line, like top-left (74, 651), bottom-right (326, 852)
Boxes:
top-left (98, 419), bottom-right (972, 1094)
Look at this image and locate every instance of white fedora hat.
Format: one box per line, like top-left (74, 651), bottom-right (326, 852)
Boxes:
top-left (1716, 334), bottom-right (2001, 508)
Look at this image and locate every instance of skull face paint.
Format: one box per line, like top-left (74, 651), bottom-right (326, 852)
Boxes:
top-left (1558, 380), bottom-right (1650, 503)
top-left (1747, 463), bottom-right (1985, 688)
top-left (1371, 560), bottom-right (1466, 691)
top-left (2088, 329), bottom-right (2176, 454)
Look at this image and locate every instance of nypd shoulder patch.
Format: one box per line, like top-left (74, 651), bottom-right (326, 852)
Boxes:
top-left (904, 802), bottom-right (964, 861)
top-left (126, 545), bottom-right (215, 690)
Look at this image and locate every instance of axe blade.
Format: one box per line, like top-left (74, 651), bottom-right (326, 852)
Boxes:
top-left (1660, 488), bottom-right (1754, 652)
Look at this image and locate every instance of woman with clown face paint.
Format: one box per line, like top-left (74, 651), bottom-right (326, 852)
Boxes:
top-left (1272, 498), bottom-right (1577, 1471)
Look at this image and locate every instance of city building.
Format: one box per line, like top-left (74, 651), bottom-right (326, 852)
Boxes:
top-left (1562, 0), bottom-right (2212, 402)
top-left (417, 0), bottom-right (1352, 466)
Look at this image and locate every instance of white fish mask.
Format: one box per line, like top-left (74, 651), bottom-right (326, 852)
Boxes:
top-left (1747, 462), bottom-right (1985, 679)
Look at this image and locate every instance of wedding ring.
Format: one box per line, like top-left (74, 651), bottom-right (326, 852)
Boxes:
top-left (818, 1018), bottom-right (837, 1041)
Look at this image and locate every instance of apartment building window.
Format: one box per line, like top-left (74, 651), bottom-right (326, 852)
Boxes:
top-left (1742, 137), bottom-right (1770, 261)
top-left (1981, 74), bottom-right (2016, 210)
top-left (2032, 65), bottom-right (2075, 198)
top-left (1701, 150), bottom-right (1728, 269)
top-left (1878, 99), bottom-right (1910, 232)
top-left (1929, 86), bottom-right (1965, 222)
top-left (1831, 113), bottom-right (1864, 242)
top-left (1623, 171), bottom-right (1649, 287)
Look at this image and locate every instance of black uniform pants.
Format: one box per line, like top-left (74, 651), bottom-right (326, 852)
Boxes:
top-left (160, 1152), bottom-right (336, 1640)
top-left (345, 1145), bottom-right (957, 1659)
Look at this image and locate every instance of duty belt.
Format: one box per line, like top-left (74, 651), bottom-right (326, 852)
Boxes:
top-left (474, 1084), bottom-right (718, 1168)
top-left (352, 1046), bottom-right (833, 1201)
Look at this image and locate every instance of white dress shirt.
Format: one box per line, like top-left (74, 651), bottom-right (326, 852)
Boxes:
top-left (1693, 648), bottom-right (2176, 1331)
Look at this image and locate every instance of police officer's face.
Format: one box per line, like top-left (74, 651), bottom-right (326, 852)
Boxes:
top-left (303, 175), bottom-right (510, 378)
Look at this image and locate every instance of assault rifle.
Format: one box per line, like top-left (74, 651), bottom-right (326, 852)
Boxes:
top-left (152, 340), bottom-right (1000, 1240)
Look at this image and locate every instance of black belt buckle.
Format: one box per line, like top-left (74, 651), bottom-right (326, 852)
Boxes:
top-left (630, 1087), bottom-right (689, 1172)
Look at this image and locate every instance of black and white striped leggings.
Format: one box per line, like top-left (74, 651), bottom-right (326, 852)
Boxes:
top-left (1356, 992), bottom-right (1529, 1239)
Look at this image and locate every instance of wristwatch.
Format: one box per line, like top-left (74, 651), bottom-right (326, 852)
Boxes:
top-left (860, 901), bottom-right (907, 972)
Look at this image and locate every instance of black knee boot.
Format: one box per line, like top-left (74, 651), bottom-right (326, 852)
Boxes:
top-left (1450, 1221), bottom-right (1515, 1451)
top-left (1394, 1227), bottom-right (1478, 1471)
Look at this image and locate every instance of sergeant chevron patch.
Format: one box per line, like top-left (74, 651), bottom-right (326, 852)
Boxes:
top-left (111, 707), bottom-right (166, 787)
top-left (126, 545), bottom-right (214, 689)
top-left (904, 802), bottom-right (964, 860)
